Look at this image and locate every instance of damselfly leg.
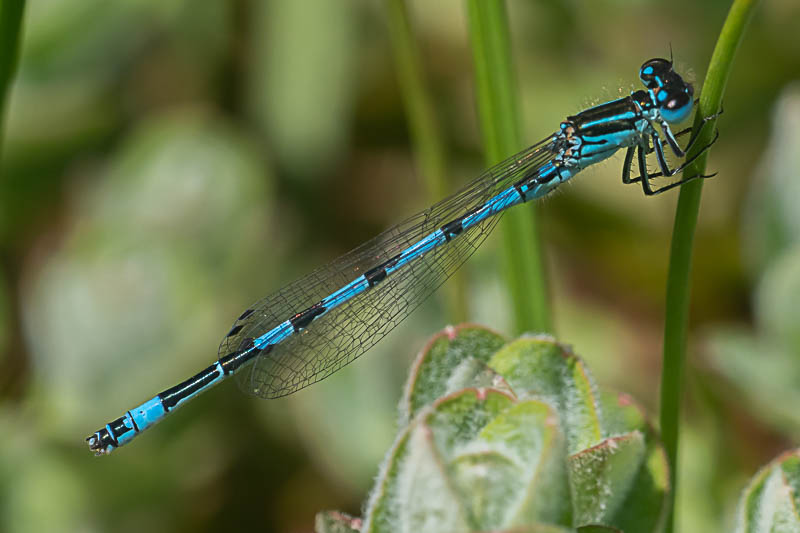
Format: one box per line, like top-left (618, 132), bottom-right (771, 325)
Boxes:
top-left (665, 106), bottom-right (724, 157)
top-left (621, 109), bottom-right (722, 196)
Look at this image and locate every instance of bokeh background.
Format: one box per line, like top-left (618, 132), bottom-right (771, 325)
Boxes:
top-left (1, 0), bottom-right (799, 531)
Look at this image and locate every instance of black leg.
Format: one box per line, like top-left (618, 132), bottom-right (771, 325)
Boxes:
top-left (621, 146), bottom-right (636, 184)
top-left (648, 112), bottom-right (718, 156)
top-left (645, 126), bottom-right (692, 158)
top-left (652, 129), bottom-right (720, 178)
top-left (661, 122), bottom-right (686, 157)
top-left (672, 125), bottom-right (693, 138)
top-left (637, 143), bottom-right (657, 196)
top-left (631, 129), bottom-right (719, 181)
top-left (629, 134), bottom-right (718, 196)
top-left (643, 135), bottom-right (656, 155)
top-left (641, 171), bottom-right (716, 195)
top-left (678, 106), bottom-right (724, 154)
top-left (653, 131), bottom-right (673, 175)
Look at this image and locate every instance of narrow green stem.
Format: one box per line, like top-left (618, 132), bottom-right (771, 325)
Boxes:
top-left (660, 1), bottom-right (759, 530)
top-left (466, 0), bottom-right (551, 334)
top-left (0, 0), bottom-right (25, 399)
top-left (385, 0), bottom-right (468, 322)
top-left (0, 0), bottom-right (26, 156)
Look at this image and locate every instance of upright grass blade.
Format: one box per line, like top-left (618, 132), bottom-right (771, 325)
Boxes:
top-left (385, 0), bottom-right (468, 323)
top-left (659, 1), bottom-right (760, 531)
top-left (0, 0), bottom-right (25, 399)
top-left (466, 0), bottom-right (551, 335)
top-left (0, 0), bottom-right (26, 154)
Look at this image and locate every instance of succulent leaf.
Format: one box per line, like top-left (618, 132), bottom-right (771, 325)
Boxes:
top-left (488, 336), bottom-right (603, 454)
top-left (401, 324), bottom-right (507, 424)
top-left (736, 449), bottom-right (800, 533)
top-left (318, 325), bottom-right (668, 533)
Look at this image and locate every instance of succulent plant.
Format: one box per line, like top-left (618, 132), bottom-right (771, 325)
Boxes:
top-left (317, 324), bottom-right (669, 533)
top-left (735, 448), bottom-right (800, 533)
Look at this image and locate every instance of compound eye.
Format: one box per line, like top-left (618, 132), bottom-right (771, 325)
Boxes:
top-left (661, 88), bottom-right (693, 123)
top-left (667, 92), bottom-right (691, 111)
top-left (639, 58), bottom-right (672, 88)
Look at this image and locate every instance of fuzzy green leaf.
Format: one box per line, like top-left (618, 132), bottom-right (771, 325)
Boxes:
top-left (488, 337), bottom-right (602, 454)
top-left (569, 432), bottom-right (647, 525)
top-left (736, 449), bottom-right (800, 533)
top-left (344, 326), bottom-right (668, 533)
top-left (401, 324), bottom-right (507, 424)
top-left (597, 392), bottom-right (669, 532)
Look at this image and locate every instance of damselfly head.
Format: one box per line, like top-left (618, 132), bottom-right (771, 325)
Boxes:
top-left (640, 58), bottom-right (694, 123)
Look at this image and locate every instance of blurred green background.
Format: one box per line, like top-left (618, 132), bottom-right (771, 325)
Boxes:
top-left (0, 0), bottom-right (798, 531)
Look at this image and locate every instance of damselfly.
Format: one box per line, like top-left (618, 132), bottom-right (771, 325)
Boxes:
top-left (88, 57), bottom-right (720, 455)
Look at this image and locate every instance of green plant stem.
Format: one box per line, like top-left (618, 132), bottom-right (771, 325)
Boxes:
top-left (659, 1), bottom-right (759, 531)
top-left (0, 0), bottom-right (25, 155)
top-left (385, 0), bottom-right (468, 323)
top-left (0, 0), bottom-right (25, 399)
top-left (466, 0), bottom-right (551, 335)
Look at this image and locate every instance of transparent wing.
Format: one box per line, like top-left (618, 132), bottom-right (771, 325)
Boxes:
top-left (218, 135), bottom-right (557, 398)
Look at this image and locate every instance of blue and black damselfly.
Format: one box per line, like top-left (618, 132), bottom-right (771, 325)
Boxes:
top-left (88, 58), bottom-right (720, 455)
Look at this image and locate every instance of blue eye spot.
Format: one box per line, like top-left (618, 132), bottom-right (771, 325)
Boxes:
top-left (661, 104), bottom-right (691, 123)
top-left (643, 66), bottom-right (653, 75)
top-left (661, 96), bottom-right (693, 123)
